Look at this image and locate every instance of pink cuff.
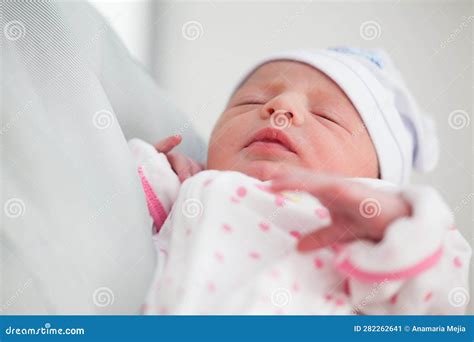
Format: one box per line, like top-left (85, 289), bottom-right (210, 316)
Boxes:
top-left (335, 246), bottom-right (443, 283)
top-left (138, 166), bottom-right (168, 231)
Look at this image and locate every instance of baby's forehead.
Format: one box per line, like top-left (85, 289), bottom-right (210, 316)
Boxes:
top-left (235, 60), bottom-right (345, 97)
top-left (245, 60), bottom-right (321, 82)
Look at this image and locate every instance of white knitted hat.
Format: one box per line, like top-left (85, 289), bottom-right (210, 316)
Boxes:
top-left (235, 47), bottom-right (439, 185)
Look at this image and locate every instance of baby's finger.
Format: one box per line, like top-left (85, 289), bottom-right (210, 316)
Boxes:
top-left (297, 226), bottom-right (355, 252)
top-left (155, 135), bottom-right (182, 153)
top-left (189, 159), bottom-right (203, 176)
top-left (171, 154), bottom-right (193, 182)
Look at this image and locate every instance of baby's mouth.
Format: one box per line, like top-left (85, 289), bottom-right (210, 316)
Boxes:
top-left (244, 127), bottom-right (297, 154)
top-left (247, 139), bottom-right (291, 152)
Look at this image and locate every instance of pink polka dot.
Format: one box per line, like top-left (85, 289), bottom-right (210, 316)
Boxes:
top-left (324, 293), bottom-right (333, 301)
top-left (255, 184), bottom-right (272, 192)
top-left (203, 179), bottom-right (213, 187)
top-left (249, 251), bottom-right (261, 260)
top-left (314, 258), bottom-right (324, 269)
top-left (207, 282), bottom-right (216, 293)
top-left (259, 222), bottom-right (270, 232)
top-left (270, 269), bottom-right (280, 279)
top-left (315, 207), bottom-right (330, 219)
top-left (185, 228), bottom-right (192, 236)
top-left (390, 294), bottom-right (398, 305)
top-left (450, 225), bottom-right (457, 231)
top-left (424, 292), bottom-right (433, 302)
top-left (331, 244), bottom-right (344, 253)
top-left (292, 282), bottom-right (300, 292)
top-left (222, 224), bottom-right (233, 233)
top-left (335, 298), bottom-right (345, 306)
top-left (214, 252), bottom-right (224, 262)
top-left (454, 256), bottom-right (463, 268)
top-left (275, 194), bottom-right (285, 207)
top-left (236, 186), bottom-right (247, 197)
top-left (290, 230), bottom-right (301, 239)
top-left (230, 196), bottom-right (240, 204)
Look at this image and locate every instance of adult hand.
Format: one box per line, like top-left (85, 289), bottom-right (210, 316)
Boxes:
top-left (270, 168), bottom-right (412, 252)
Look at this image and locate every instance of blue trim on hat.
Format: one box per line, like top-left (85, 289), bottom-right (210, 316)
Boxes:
top-left (328, 47), bottom-right (384, 69)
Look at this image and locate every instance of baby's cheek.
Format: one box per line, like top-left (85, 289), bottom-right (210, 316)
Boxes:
top-left (301, 136), bottom-right (344, 171)
top-left (347, 137), bottom-right (379, 178)
top-left (304, 130), bottom-right (378, 178)
top-left (207, 147), bottom-right (230, 170)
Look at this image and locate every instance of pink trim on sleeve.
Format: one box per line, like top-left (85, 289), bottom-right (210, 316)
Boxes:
top-left (138, 166), bottom-right (168, 231)
top-left (335, 246), bottom-right (443, 283)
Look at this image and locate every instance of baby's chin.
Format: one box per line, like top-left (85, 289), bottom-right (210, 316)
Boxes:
top-left (232, 160), bottom-right (296, 181)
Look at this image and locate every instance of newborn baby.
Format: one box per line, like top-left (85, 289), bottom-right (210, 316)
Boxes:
top-left (129, 48), bottom-right (470, 315)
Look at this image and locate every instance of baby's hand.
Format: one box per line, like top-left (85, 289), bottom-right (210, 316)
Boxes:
top-left (155, 135), bottom-right (204, 182)
top-left (270, 168), bottom-right (412, 252)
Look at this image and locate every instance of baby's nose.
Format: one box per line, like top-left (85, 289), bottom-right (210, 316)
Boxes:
top-left (268, 110), bottom-right (295, 129)
top-left (270, 109), bottom-right (293, 120)
top-left (261, 93), bottom-right (305, 126)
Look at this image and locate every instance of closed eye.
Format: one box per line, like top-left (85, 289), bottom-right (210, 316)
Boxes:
top-left (311, 111), bottom-right (338, 124)
top-left (235, 100), bottom-right (265, 106)
top-left (311, 111), bottom-right (352, 134)
top-left (232, 96), bottom-right (267, 107)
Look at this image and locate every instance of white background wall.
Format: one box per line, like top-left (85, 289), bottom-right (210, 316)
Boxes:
top-left (90, 0), bottom-right (473, 312)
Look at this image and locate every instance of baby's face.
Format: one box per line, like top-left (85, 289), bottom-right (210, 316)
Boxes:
top-left (207, 61), bottom-right (379, 181)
